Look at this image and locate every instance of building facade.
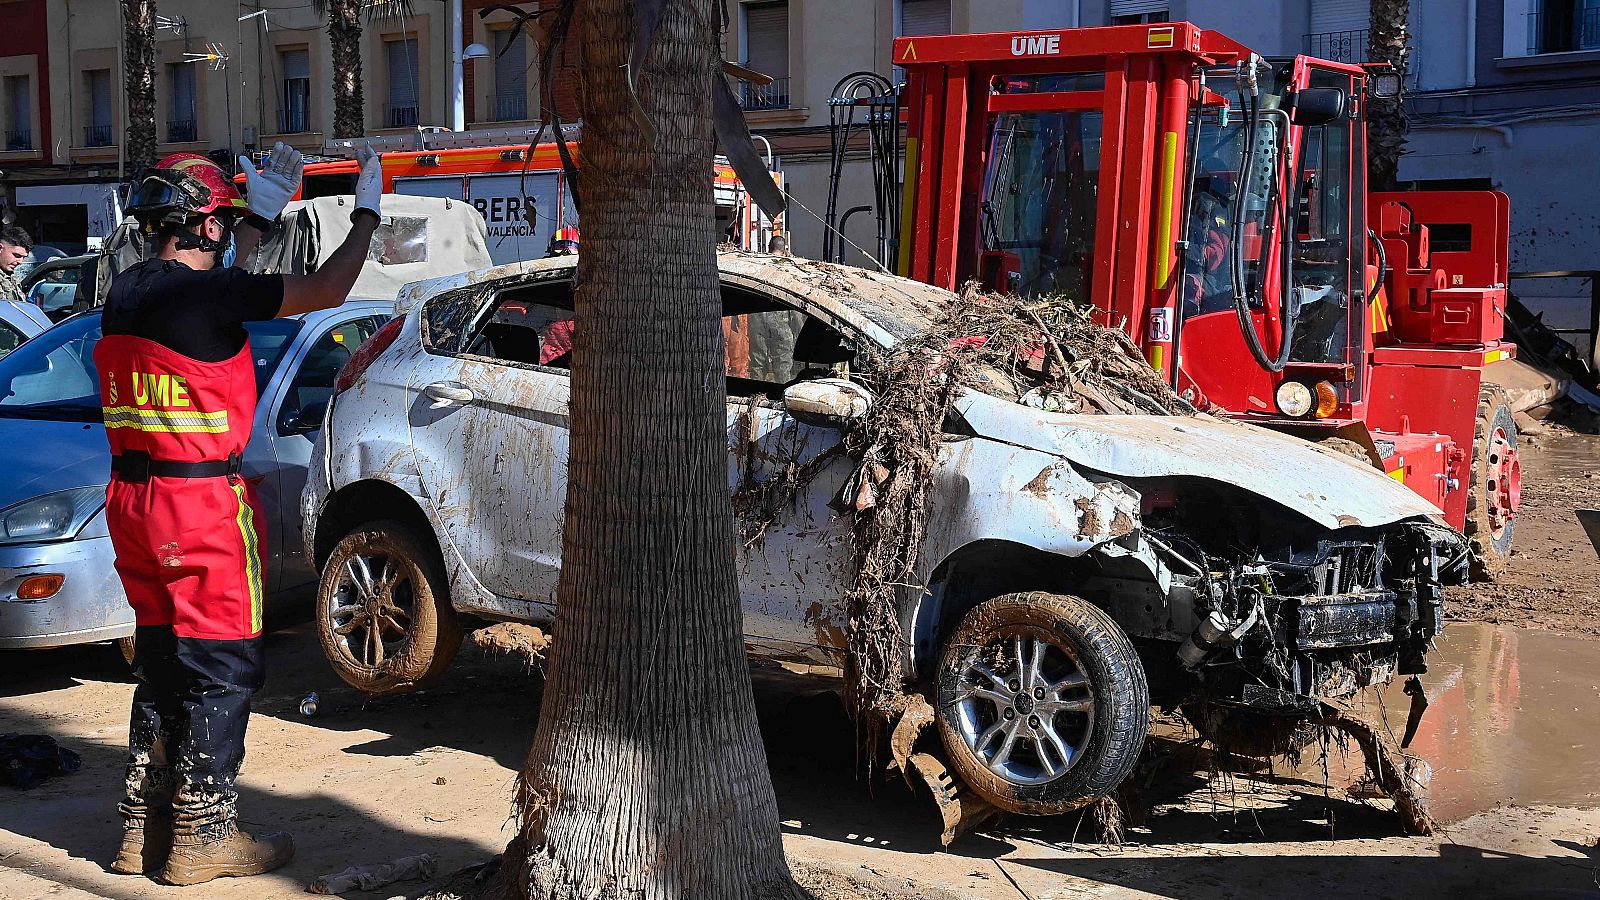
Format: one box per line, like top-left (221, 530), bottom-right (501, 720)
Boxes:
top-left (1, 0), bottom-right (543, 252)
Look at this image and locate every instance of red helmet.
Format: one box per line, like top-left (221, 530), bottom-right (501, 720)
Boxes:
top-left (128, 153), bottom-right (249, 225)
top-left (547, 226), bottom-right (580, 257)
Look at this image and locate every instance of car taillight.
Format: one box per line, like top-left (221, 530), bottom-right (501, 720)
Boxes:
top-left (334, 317), bottom-right (404, 396)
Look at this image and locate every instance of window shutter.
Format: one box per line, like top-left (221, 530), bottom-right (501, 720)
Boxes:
top-left (89, 71), bottom-right (112, 128)
top-left (171, 64), bottom-right (196, 120)
top-left (743, 2), bottom-right (789, 80)
top-left (1109, 0), bottom-right (1167, 17)
top-left (388, 38), bottom-right (420, 107)
top-left (282, 48), bottom-right (310, 80)
top-left (1310, 0), bottom-right (1370, 34)
top-left (900, 0), bottom-right (950, 36)
top-left (494, 29), bottom-right (527, 102)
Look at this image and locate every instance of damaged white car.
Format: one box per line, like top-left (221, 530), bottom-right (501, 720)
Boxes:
top-left (301, 253), bottom-right (1466, 818)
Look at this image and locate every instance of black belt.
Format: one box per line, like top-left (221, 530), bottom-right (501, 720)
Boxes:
top-left (111, 450), bottom-right (242, 483)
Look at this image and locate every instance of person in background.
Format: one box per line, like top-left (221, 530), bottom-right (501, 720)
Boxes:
top-left (546, 226), bottom-right (580, 257)
top-left (767, 232), bottom-right (790, 256)
top-left (0, 225), bottom-right (33, 302)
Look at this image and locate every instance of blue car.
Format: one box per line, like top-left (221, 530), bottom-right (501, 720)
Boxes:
top-left (0, 301), bottom-right (392, 654)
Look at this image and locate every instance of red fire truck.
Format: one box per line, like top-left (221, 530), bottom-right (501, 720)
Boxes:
top-left (890, 23), bottom-right (1519, 577)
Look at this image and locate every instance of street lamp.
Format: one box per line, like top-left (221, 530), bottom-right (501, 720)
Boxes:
top-left (449, 0), bottom-right (493, 131)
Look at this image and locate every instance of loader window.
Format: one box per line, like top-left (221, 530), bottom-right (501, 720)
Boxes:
top-left (1288, 69), bottom-right (1356, 364)
top-left (978, 110), bottom-right (1102, 300)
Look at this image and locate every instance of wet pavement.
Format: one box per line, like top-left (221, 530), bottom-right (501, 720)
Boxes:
top-left (1333, 622), bottom-right (1600, 823)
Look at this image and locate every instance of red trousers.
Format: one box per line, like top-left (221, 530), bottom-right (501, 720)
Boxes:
top-left (106, 475), bottom-right (267, 641)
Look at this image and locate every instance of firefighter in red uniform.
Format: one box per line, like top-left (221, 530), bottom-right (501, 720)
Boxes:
top-left (103, 142), bottom-right (383, 885)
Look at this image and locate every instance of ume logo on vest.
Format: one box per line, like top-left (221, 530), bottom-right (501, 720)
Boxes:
top-left (1011, 34), bottom-right (1061, 56)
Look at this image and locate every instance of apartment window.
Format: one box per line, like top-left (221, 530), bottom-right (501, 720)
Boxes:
top-left (740, 1), bottom-right (789, 110)
top-left (386, 37), bottom-right (420, 127)
top-left (1529, 0), bottom-right (1600, 54)
top-left (3, 76), bottom-right (29, 151)
top-left (1304, 0), bottom-right (1369, 63)
top-left (281, 48), bottom-right (311, 133)
top-left (492, 27), bottom-right (528, 121)
top-left (167, 63), bottom-right (197, 143)
top-left (86, 68), bottom-right (113, 147)
top-left (1110, 1), bottom-right (1169, 24)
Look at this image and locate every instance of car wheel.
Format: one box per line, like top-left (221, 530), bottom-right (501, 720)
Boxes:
top-left (934, 591), bottom-right (1149, 815)
top-left (1466, 385), bottom-right (1519, 581)
top-left (316, 519), bottom-right (462, 695)
top-left (1181, 702), bottom-right (1319, 759)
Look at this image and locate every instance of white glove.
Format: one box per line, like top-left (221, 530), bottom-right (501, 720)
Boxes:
top-left (354, 143), bottom-right (383, 220)
top-left (237, 141), bottom-right (303, 221)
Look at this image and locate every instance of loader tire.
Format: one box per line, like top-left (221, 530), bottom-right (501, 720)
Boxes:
top-left (1466, 385), bottom-right (1519, 581)
top-left (935, 592), bottom-right (1149, 816)
top-left (317, 519), bottom-right (462, 695)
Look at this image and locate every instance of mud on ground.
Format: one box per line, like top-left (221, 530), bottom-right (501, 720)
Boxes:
top-left (1448, 429), bottom-right (1600, 636)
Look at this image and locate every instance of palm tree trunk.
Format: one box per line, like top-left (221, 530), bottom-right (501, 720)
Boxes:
top-left (509, 0), bottom-right (801, 898)
top-left (121, 0), bottom-right (157, 172)
top-left (1368, 0), bottom-right (1410, 191)
top-left (328, 0), bottom-right (365, 138)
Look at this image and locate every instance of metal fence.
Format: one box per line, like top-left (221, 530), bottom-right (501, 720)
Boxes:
top-left (3, 128), bottom-right (29, 151)
top-left (166, 119), bottom-right (197, 143)
top-left (739, 76), bottom-right (791, 111)
top-left (84, 124), bottom-right (113, 147)
top-left (1527, 7), bottom-right (1600, 55)
top-left (278, 107), bottom-right (309, 134)
top-left (1304, 29), bottom-right (1369, 65)
top-left (384, 103), bottom-right (419, 128)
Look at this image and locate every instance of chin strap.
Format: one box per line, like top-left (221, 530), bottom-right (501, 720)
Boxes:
top-left (170, 217), bottom-right (233, 254)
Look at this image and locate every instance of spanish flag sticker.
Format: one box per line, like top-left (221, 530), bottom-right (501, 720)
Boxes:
top-left (1148, 26), bottom-right (1175, 48)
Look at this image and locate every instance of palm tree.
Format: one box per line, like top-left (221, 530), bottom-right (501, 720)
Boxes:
top-left (1368, 0), bottom-right (1410, 191)
top-left (314, 0), bottom-right (414, 138)
top-left (508, 0), bottom-right (803, 896)
top-left (121, 0), bottom-right (158, 172)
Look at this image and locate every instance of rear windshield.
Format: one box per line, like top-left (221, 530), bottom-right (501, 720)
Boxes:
top-left (0, 313), bottom-right (302, 422)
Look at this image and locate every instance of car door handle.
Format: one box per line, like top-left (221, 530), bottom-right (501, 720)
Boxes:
top-left (423, 382), bottom-right (476, 408)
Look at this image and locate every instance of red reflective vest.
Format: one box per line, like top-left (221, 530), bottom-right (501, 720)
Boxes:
top-left (94, 333), bottom-right (268, 640)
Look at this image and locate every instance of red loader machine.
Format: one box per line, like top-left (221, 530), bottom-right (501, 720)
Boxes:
top-left (883, 22), bottom-right (1520, 577)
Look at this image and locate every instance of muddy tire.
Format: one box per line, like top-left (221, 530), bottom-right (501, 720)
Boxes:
top-left (934, 592), bottom-right (1149, 816)
top-left (1466, 385), bottom-right (1519, 581)
top-left (316, 519), bottom-right (462, 695)
top-left (1181, 702), bottom-right (1319, 759)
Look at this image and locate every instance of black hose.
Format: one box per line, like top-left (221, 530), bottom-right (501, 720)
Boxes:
top-left (1230, 92), bottom-right (1293, 373)
top-left (1367, 227), bottom-right (1387, 301)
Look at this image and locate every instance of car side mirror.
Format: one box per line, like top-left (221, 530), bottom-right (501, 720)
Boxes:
top-left (783, 378), bottom-right (873, 429)
top-left (280, 399), bottom-right (328, 436)
top-left (1292, 87), bottom-right (1347, 126)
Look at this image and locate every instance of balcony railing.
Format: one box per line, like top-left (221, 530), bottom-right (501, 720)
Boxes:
top-left (84, 124), bottom-right (113, 147)
top-left (166, 119), bottom-right (197, 143)
top-left (1304, 29), bottom-right (1368, 64)
top-left (493, 94), bottom-right (528, 122)
top-left (4, 128), bottom-right (30, 151)
top-left (739, 76), bottom-right (791, 111)
top-left (278, 107), bottom-right (309, 134)
top-left (384, 103), bottom-right (419, 128)
top-left (1527, 7), bottom-right (1600, 55)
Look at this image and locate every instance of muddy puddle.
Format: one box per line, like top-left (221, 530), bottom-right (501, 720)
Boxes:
top-left (1524, 430), bottom-right (1600, 480)
top-left (1295, 621), bottom-right (1600, 823)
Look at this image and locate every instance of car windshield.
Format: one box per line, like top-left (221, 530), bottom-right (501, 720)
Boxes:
top-left (0, 312), bottom-right (302, 422)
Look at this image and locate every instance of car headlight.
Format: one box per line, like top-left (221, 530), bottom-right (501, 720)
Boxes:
top-left (0, 487), bottom-right (105, 545)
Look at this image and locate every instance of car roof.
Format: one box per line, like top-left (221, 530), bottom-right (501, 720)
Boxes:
top-left (395, 252), bottom-right (954, 347)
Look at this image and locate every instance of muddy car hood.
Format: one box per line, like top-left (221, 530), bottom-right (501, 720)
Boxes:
top-left (956, 391), bottom-right (1444, 531)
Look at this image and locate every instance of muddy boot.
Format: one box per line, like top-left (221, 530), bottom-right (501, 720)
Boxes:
top-left (161, 789), bottom-right (294, 886)
top-left (111, 767), bottom-right (175, 875)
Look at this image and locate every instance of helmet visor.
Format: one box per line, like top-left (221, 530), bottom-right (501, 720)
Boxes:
top-left (549, 240), bottom-right (579, 256)
top-left (128, 171), bottom-right (212, 215)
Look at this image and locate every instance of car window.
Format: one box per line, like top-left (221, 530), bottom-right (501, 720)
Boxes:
top-left (0, 319), bottom-right (26, 358)
top-left (464, 299), bottom-right (576, 370)
top-left (278, 317), bottom-right (381, 433)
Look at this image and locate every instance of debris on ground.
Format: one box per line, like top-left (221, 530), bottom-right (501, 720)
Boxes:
top-left (1316, 706), bottom-right (1436, 835)
top-left (306, 852), bottom-right (438, 894)
top-left (469, 623), bottom-right (552, 661)
top-left (0, 733), bottom-right (81, 789)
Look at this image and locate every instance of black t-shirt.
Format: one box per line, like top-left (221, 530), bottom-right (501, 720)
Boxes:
top-left (102, 259), bottom-right (286, 362)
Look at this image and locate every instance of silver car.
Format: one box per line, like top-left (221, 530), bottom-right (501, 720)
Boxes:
top-left (0, 301), bottom-right (392, 653)
top-left (304, 253), bottom-right (1466, 820)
